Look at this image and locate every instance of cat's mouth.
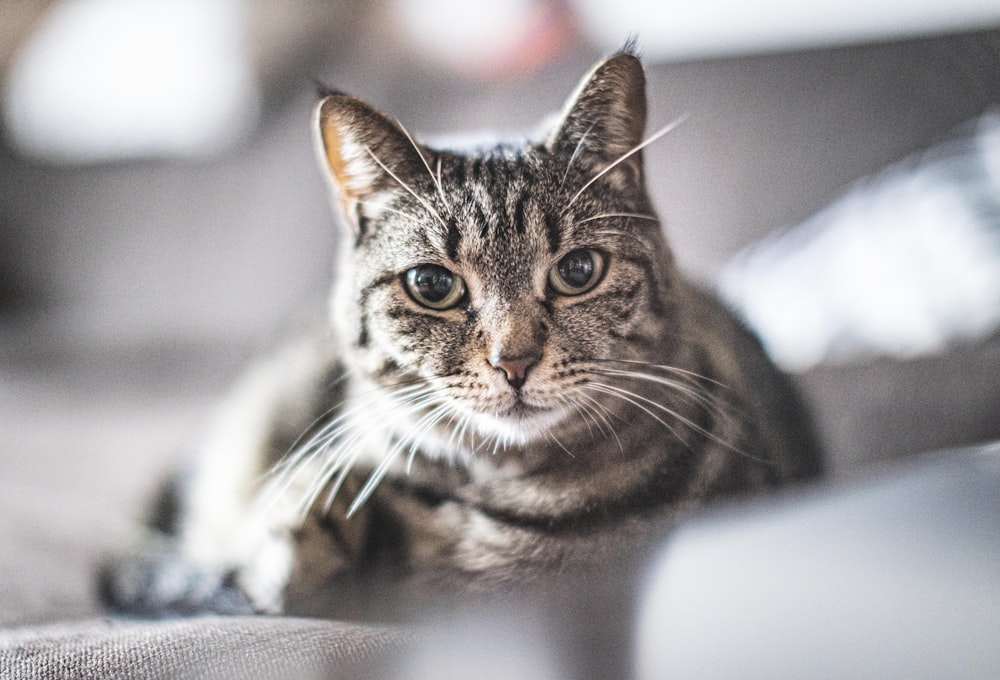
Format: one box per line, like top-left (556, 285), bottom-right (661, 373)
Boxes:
top-left (502, 400), bottom-right (549, 422)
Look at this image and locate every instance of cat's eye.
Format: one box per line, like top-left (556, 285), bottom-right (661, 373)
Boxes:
top-left (548, 249), bottom-right (605, 296)
top-left (404, 264), bottom-right (466, 310)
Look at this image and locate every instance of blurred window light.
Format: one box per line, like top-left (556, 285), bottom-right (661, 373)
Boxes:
top-left (720, 111), bottom-right (1000, 371)
top-left (2, 0), bottom-right (260, 164)
top-left (575, 0), bottom-right (1000, 60)
top-left (391, 0), bottom-right (573, 79)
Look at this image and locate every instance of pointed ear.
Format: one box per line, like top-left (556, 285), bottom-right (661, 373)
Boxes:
top-left (546, 51), bottom-right (647, 173)
top-left (314, 92), bottom-right (431, 234)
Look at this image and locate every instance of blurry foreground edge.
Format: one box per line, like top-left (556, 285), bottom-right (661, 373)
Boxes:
top-left (636, 441), bottom-right (1000, 679)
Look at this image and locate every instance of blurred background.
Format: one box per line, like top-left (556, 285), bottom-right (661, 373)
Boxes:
top-left (0, 0), bottom-right (999, 630)
top-left (2, 0), bottom-right (1000, 469)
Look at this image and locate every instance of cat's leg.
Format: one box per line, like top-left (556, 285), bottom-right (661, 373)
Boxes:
top-left (98, 470), bottom-right (258, 616)
top-left (100, 335), bottom-right (341, 616)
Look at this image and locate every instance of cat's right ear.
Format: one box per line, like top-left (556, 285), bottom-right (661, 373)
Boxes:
top-left (545, 50), bottom-right (647, 176)
top-left (314, 93), bottom-right (430, 235)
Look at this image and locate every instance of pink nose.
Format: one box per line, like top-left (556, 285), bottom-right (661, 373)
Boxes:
top-left (489, 351), bottom-right (539, 389)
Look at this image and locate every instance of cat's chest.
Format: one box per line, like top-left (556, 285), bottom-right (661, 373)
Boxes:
top-left (363, 473), bottom-right (663, 585)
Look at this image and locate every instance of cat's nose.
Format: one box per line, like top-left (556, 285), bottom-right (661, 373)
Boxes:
top-left (489, 350), bottom-right (540, 389)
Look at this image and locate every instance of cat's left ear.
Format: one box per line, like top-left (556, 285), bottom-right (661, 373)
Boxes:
top-left (315, 92), bottom-right (433, 235)
top-left (546, 49), bottom-right (647, 177)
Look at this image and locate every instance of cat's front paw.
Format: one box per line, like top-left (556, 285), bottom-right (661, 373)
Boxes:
top-left (98, 544), bottom-right (256, 618)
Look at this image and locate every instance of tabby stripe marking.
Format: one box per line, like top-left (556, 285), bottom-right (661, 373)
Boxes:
top-left (445, 218), bottom-right (462, 261)
top-left (472, 449), bottom-right (703, 535)
top-left (473, 199), bottom-right (490, 242)
top-left (544, 213), bottom-right (562, 253)
top-left (357, 273), bottom-right (398, 347)
top-left (512, 194), bottom-right (527, 234)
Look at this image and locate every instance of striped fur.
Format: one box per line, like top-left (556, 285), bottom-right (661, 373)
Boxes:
top-left (100, 49), bottom-right (821, 620)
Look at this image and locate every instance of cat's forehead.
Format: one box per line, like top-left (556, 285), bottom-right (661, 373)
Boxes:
top-left (360, 137), bottom-right (647, 281)
top-left (439, 143), bottom-right (547, 187)
top-left (439, 148), bottom-right (566, 262)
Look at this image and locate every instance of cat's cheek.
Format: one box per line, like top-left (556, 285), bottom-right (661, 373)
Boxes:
top-left (550, 306), bottom-right (621, 358)
top-left (366, 306), bottom-right (468, 380)
top-left (363, 297), bottom-right (424, 358)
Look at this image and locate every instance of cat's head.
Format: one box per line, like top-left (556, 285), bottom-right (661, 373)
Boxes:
top-left (315, 50), bottom-right (680, 449)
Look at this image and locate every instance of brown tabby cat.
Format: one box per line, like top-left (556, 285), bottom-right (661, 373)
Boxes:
top-left (101, 47), bottom-right (821, 620)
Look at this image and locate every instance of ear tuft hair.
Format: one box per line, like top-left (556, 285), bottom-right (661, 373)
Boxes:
top-left (313, 79), bottom-right (347, 100)
top-left (619, 35), bottom-right (642, 59)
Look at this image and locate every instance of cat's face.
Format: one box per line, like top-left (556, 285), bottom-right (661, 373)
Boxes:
top-left (316, 52), bottom-right (678, 447)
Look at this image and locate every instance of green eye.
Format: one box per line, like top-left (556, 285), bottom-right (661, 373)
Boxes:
top-left (548, 249), bottom-right (605, 296)
top-left (404, 264), bottom-right (466, 310)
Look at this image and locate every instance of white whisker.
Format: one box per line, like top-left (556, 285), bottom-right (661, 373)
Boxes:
top-left (595, 358), bottom-right (730, 390)
top-left (318, 430), bottom-right (366, 512)
top-left (568, 400), bottom-right (597, 440)
top-left (588, 380), bottom-right (762, 462)
top-left (435, 157), bottom-right (443, 198)
top-left (592, 367), bottom-right (725, 416)
top-left (565, 116), bottom-right (688, 211)
top-left (573, 390), bottom-right (625, 454)
top-left (395, 117), bottom-right (450, 212)
top-left (405, 402), bottom-right (454, 472)
top-left (545, 429), bottom-right (575, 458)
top-left (558, 123), bottom-right (595, 193)
top-left (364, 144), bottom-right (448, 230)
top-left (358, 200), bottom-right (426, 224)
top-left (347, 387), bottom-right (458, 516)
top-left (574, 212), bottom-right (659, 226)
top-left (586, 382), bottom-right (688, 444)
top-left (263, 379), bottom-right (450, 520)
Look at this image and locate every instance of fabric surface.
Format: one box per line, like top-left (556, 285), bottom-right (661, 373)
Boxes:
top-left (0, 616), bottom-right (411, 680)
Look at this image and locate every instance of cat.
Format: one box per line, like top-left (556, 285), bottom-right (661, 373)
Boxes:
top-left (100, 46), bottom-right (822, 622)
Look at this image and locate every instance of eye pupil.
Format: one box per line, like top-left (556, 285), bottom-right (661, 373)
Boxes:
top-left (412, 265), bottom-right (453, 303)
top-left (404, 264), bottom-right (466, 309)
top-left (557, 251), bottom-right (595, 289)
top-left (549, 248), bottom-right (605, 296)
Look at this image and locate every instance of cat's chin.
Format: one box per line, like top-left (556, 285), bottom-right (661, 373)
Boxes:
top-left (467, 405), bottom-right (571, 445)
